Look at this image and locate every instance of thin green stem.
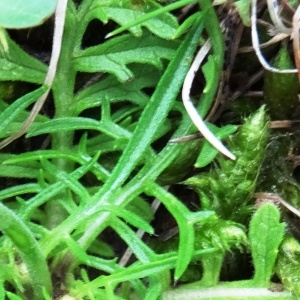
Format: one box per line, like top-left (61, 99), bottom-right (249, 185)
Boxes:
top-left (51, 1), bottom-right (77, 168)
top-left (45, 2), bottom-right (78, 229)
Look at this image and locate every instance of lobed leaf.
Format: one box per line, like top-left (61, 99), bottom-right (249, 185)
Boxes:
top-left (40, 158), bottom-right (91, 206)
top-left (27, 117), bottom-right (131, 140)
top-left (92, 249), bottom-right (216, 289)
top-left (0, 36), bottom-right (46, 82)
top-left (72, 65), bottom-right (161, 115)
top-left (100, 205), bottom-right (154, 234)
top-left (41, 18), bottom-right (205, 269)
top-left (110, 217), bottom-right (156, 263)
top-left (0, 86), bottom-right (47, 137)
top-left (18, 154), bottom-right (100, 220)
top-left (85, 0), bottom-right (179, 39)
top-left (4, 150), bottom-right (110, 182)
top-left (74, 32), bottom-right (178, 82)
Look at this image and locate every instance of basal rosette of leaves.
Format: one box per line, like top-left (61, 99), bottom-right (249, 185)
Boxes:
top-left (0, 0), bottom-right (226, 298)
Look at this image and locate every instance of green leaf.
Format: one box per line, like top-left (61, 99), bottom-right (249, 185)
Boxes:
top-left (126, 197), bottom-right (154, 223)
top-left (0, 99), bottom-right (48, 126)
top-left (0, 183), bottom-right (41, 201)
top-left (0, 202), bottom-right (52, 298)
top-left (110, 217), bottom-right (156, 262)
top-left (6, 293), bottom-right (23, 300)
top-left (87, 239), bottom-right (115, 258)
top-left (40, 159), bottom-right (90, 206)
top-left (18, 154), bottom-right (100, 219)
top-left (147, 183), bottom-right (198, 280)
top-left (4, 150), bottom-right (110, 182)
top-left (72, 65), bottom-right (161, 115)
top-left (39, 16), bottom-right (205, 259)
top-left (93, 17), bottom-right (204, 195)
top-left (101, 205), bottom-right (154, 234)
top-left (0, 165), bottom-right (40, 179)
top-left (263, 45), bottom-right (299, 120)
top-left (86, 0), bottom-right (179, 39)
top-left (202, 56), bottom-right (216, 94)
top-left (234, 0), bottom-right (251, 26)
top-left (0, 34), bottom-right (46, 82)
top-left (27, 117), bottom-right (130, 139)
top-left (0, 0), bottom-right (57, 29)
top-left (172, 12), bottom-right (201, 38)
top-left (276, 237), bottom-right (300, 298)
top-left (74, 32), bottom-right (178, 82)
top-left (0, 86), bottom-right (47, 138)
top-left (92, 249), bottom-right (216, 288)
top-left (249, 203), bottom-right (285, 287)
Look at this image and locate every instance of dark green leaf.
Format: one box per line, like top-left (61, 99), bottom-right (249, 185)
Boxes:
top-left (0, 36), bottom-right (46, 82)
top-left (86, 0), bottom-right (179, 39)
top-left (27, 118), bottom-right (130, 139)
top-left (0, 86), bottom-right (47, 137)
top-left (74, 32), bottom-right (178, 82)
top-left (72, 65), bottom-right (161, 115)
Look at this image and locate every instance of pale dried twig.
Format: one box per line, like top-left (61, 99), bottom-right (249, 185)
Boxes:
top-left (238, 32), bottom-right (289, 53)
top-left (251, 0), bottom-right (298, 73)
top-left (266, 0), bottom-right (292, 34)
top-left (255, 192), bottom-right (300, 218)
top-left (181, 39), bottom-right (236, 160)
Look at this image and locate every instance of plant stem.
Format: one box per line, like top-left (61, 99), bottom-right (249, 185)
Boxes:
top-left (45, 2), bottom-right (78, 229)
top-left (200, 252), bottom-right (223, 286)
top-left (51, 2), bottom-right (77, 171)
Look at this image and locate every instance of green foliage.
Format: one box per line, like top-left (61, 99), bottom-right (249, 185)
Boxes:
top-left (0, 0), bottom-right (298, 299)
top-left (234, 0), bottom-right (251, 26)
top-left (276, 237), bottom-right (300, 298)
top-left (163, 203), bottom-right (291, 299)
top-left (0, 0), bottom-right (209, 298)
top-left (185, 106), bottom-right (270, 222)
top-left (263, 45), bottom-right (300, 120)
top-left (74, 32), bottom-right (179, 82)
top-left (250, 203), bottom-right (285, 287)
top-left (87, 0), bottom-right (179, 38)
